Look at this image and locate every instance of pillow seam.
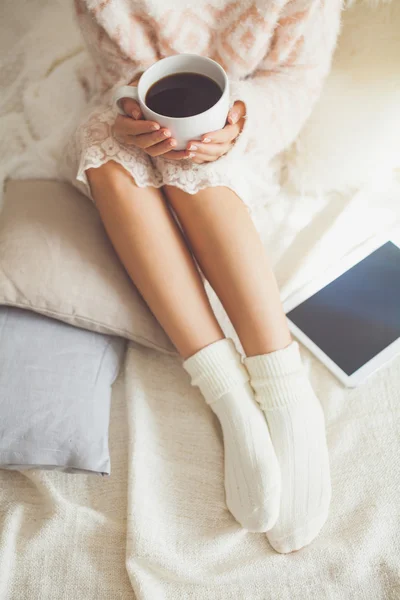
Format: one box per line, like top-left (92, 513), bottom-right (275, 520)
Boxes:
top-left (0, 300), bottom-right (177, 355)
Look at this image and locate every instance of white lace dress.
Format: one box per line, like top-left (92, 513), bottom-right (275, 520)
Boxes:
top-left (63, 0), bottom-right (341, 216)
top-left (65, 94), bottom-right (261, 212)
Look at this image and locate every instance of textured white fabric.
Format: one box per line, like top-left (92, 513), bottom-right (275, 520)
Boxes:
top-left (245, 341), bottom-right (331, 553)
top-left (1, 187), bottom-right (400, 599)
top-left (0, 0), bottom-right (87, 209)
top-left (183, 338), bottom-right (280, 532)
top-left (0, 0), bottom-right (342, 214)
top-left (123, 182), bottom-right (400, 599)
top-left (0, 374), bottom-right (135, 600)
top-left (182, 338), bottom-right (250, 404)
top-left (284, 1), bottom-right (400, 195)
top-left (1, 1), bottom-right (400, 598)
top-left (63, 0), bottom-right (341, 214)
top-left (125, 328), bottom-right (400, 599)
top-left (1, 0), bottom-right (399, 211)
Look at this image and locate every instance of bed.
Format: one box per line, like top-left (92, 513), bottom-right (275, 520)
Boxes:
top-left (1, 1), bottom-right (400, 599)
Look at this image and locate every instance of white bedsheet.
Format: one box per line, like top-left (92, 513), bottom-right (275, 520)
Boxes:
top-left (0, 374), bottom-right (134, 600)
top-left (124, 187), bottom-right (400, 600)
top-left (1, 188), bottom-right (399, 599)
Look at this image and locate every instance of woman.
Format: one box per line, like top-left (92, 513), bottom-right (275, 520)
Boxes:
top-left (66, 0), bottom-right (342, 553)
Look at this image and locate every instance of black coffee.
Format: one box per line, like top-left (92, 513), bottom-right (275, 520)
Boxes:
top-left (145, 72), bottom-right (222, 118)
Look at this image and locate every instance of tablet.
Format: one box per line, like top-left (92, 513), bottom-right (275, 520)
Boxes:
top-left (284, 240), bottom-right (400, 387)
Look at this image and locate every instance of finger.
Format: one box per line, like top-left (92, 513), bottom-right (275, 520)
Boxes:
top-left (186, 141), bottom-right (230, 157)
top-left (115, 114), bottom-right (161, 136)
top-left (121, 98), bottom-right (143, 120)
top-left (146, 138), bottom-right (180, 157)
top-left (190, 151), bottom-right (231, 164)
top-left (133, 128), bottom-right (172, 149)
top-left (201, 122), bottom-right (241, 144)
top-left (121, 75), bottom-right (143, 119)
top-left (227, 101), bottom-right (246, 125)
top-left (128, 74), bottom-right (142, 86)
top-left (162, 149), bottom-right (194, 160)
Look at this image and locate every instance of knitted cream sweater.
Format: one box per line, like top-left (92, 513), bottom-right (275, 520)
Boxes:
top-left (69, 0), bottom-right (342, 208)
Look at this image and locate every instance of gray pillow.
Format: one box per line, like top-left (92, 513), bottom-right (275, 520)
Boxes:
top-left (0, 306), bottom-right (125, 475)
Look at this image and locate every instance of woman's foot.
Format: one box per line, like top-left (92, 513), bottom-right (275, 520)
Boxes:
top-left (245, 341), bottom-right (331, 553)
top-left (183, 338), bottom-right (281, 532)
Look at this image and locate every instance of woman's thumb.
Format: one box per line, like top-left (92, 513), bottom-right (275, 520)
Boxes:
top-left (122, 98), bottom-right (142, 119)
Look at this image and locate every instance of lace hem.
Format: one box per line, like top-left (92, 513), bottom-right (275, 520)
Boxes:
top-left (70, 105), bottom-right (162, 199)
top-left (154, 154), bottom-right (253, 207)
top-left (76, 147), bottom-right (163, 200)
top-left (64, 102), bottom-right (277, 214)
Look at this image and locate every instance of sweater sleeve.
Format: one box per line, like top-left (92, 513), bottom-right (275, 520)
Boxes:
top-left (74, 0), bottom-right (146, 94)
top-left (230, 0), bottom-right (342, 162)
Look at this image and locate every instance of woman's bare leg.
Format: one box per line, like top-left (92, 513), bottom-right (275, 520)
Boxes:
top-left (86, 161), bottom-right (224, 359)
top-left (164, 185), bottom-right (292, 357)
top-left (87, 163), bottom-right (280, 532)
top-left (164, 185), bottom-right (330, 553)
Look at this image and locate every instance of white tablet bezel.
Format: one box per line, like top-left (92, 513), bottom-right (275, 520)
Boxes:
top-left (283, 233), bottom-right (400, 388)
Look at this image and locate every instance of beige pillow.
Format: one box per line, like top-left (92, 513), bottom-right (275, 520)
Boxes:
top-left (0, 179), bottom-right (176, 355)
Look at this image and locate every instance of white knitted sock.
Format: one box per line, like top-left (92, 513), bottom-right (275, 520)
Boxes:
top-left (183, 338), bottom-right (280, 532)
top-left (245, 341), bottom-right (331, 553)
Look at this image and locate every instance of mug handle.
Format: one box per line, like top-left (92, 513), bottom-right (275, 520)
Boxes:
top-left (112, 85), bottom-right (140, 115)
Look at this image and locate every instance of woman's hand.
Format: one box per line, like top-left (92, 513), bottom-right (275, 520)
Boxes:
top-left (112, 78), bottom-right (191, 159)
top-left (112, 77), bottom-right (245, 162)
top-left (183, 101), bottom-right (246, 164)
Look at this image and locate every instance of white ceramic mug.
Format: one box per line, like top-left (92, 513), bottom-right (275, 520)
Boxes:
top-left (113, 54), bottom-right (230, 150)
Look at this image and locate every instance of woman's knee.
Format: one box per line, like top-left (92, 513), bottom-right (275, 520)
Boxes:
top-left (87, 160), bottom-right (138, 194)
top-left (86, 161), bottom-right (140, 211)
top-left (164, 185), bottom-right (243, 221)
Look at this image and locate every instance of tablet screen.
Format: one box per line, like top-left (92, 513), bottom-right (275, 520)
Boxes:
top-left (286, 242), bottom-right (400, 375)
